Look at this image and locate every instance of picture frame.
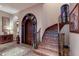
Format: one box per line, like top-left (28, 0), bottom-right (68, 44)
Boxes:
top-left (2, 16), bottom-right (10, 34)
top-left (69, 4), bottom-right (79, 33)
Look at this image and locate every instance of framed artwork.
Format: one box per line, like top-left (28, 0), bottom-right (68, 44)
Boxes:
top-left (69, 4), bottom-right (79, 33)
top-left (2, 16), bottom-right (10, 34)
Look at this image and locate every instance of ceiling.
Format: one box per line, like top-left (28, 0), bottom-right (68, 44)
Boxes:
top-left (0, 3), bottom-right (38, 14)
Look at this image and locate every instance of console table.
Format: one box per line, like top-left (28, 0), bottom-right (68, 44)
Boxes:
top-left (0, 34), bottom-right (13, 44)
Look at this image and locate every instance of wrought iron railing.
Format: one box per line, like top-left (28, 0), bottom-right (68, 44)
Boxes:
top-left (36, 28), bottom-right (41, 47)
top-left (58, 15), bottom-right (69, 56)
top-left (58, 33), bottom-right (65, 56)
top-left (58, 15), bottom-right (65, 56)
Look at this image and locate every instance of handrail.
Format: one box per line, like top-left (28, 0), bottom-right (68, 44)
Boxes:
top-left (58, 15), bottom-right (66, 56)
top-left (58, 14), bottom-right (69, 55)
top-left (36, 28), bottom-right (41, 45)
top-left (58, 15), bottom-right (68, 32)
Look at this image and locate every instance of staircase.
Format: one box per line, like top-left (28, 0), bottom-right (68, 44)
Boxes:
top-left (33, 24), bottom-right (59, 56)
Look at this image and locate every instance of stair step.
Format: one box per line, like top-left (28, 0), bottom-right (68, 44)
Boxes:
top-left (43, 37), bottom-right (58, 40)
top-left (43, 36), bottom-right (58, 39)
top-left (33, 48), bottom-right (58, 56)
top-left (40, 41), bottom-right (58, 46)
top-left (38, 44), bottom-right (58, 52)
top-left (43, 39), bottom-right (58, 41)
top-left (43, 35), bottom-right (58, 39)
top-left (39, 42), bottom-right (58, 47)
top-left (44, 34), bottom-right (58, 36)
top-left (43, 41), bottom-right (58, 45)
top-left (43, 39), bottom-right (58, 42)
top-left (42, 42), bottom-right (58, 45)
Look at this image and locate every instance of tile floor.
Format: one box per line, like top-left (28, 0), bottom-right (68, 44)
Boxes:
top-left (0, 41), bottom-right (39, 56)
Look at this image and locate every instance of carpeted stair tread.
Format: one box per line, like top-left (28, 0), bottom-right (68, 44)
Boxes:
top-left (39, 42), bottom-right (58, 46)
top-left (33, 48), bottom-right (58, 56)
top-left (41, 41), bottom-right (58, 45)
top-left (42, 40), bottom-right (58, 44)
top-left (43, 39), bottom-right (58, 42)
top-left (33, 24), bottom-right (59, 56)
top-left (38, 44), bottom-right (58, 52)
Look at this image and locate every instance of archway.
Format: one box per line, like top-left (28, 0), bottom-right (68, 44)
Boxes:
top-left (61, 4), bottom-right (69, 24)
top-left (21, 13), bottom-right (37, 48)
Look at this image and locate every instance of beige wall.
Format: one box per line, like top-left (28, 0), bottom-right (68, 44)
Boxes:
top-left (15, 3), bottom-right (63, 42)
top-left (41, 3), bottom-right (63, 38)
top-left (70, 33), bottom-right (79, 56)
top-left (43, 3), bottom-right (63, 27)
top-left (10, 15), bottom-right (18, 40)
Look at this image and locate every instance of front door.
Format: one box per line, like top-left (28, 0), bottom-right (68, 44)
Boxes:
top-left (25, 20), bottom-right (33, 45)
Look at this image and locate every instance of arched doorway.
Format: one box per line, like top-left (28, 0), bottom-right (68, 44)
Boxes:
top-left (21, 13), bottom-right (37, 48)
top-left (61, 4), bottom-right (69, 24)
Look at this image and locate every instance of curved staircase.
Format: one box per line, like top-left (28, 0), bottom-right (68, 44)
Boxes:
top-left (33, 24), bottom-right (59, 56)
